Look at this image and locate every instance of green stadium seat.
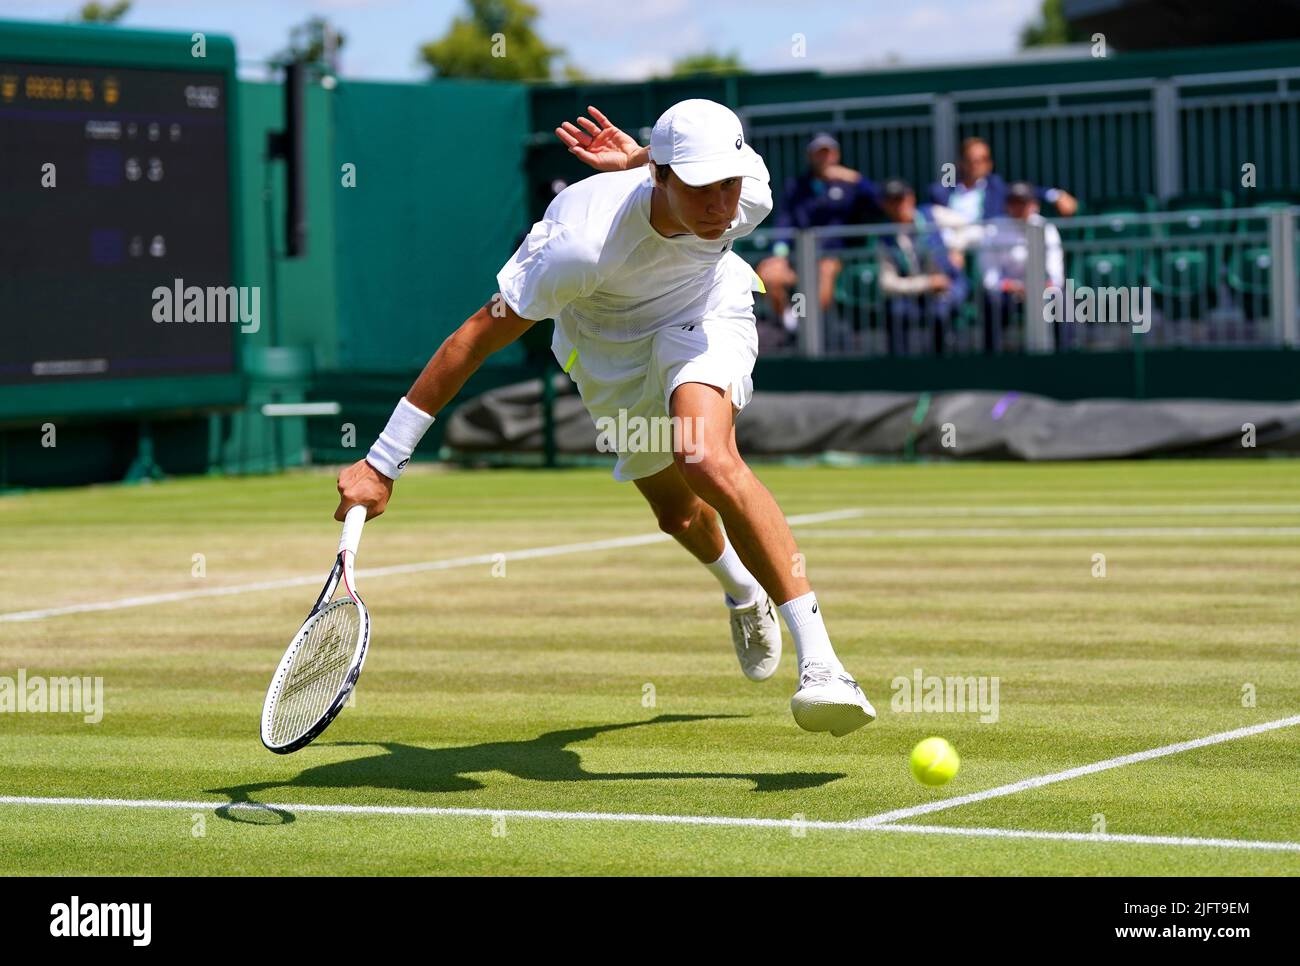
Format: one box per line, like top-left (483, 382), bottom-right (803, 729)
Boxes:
top-left (1147, 248), bottom-right (1214, 323)
top-left (1225, 244), bottom-right (1274, 324)
top-left (1162, 191), bottom-right (1236, 237)
top-left (833, 258), bottom-right (879, 308)
top-left (1075, 251), bottom-right (1141, 290)
top-left (1149, 249), bottom-right (1208, 293)
top-left (1224, 198), bottom-right (1298, 322)
top-left (832, 256), bottom-right (881, 351)
top-left (1226, 246), bottom-right (1273, 297)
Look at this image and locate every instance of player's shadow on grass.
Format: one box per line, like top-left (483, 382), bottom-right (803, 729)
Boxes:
top-left (209, 714), bottom-right (843, 823)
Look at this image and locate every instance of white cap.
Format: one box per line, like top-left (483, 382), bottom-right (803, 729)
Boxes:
top-left (649, 99), bottom-right (765, 187)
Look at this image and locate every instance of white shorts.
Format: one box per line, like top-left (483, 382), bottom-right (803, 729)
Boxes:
top-left (554, 312), bottom-right (759, 482)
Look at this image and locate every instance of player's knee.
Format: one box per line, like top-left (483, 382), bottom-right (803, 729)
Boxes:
top-left (654, 508), bottom-right (695, 536)
top-left (651, 494), bottom-right (704, 535)
top-left (677, 450), bottom-right (744, 503)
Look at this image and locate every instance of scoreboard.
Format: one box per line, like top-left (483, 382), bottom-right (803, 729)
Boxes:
top-left (0, 21), bottom-right (242, 421)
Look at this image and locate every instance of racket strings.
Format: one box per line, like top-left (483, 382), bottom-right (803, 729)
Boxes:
top-left (269, 599), bottom-right (361, 746)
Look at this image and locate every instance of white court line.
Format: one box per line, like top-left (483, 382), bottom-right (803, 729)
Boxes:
top-left (0, 508), bottom-right (865, 623)
top-left (876, 824), bottom-right (1300, 853)
top-left (794, 526), bottom-right (1300, 538)
top-left (0, 795), bottom-right (1296, 853)
top-left (857, 714), bottom-right (1300, 827)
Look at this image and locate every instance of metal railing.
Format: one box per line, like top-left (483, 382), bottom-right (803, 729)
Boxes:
top-left (733, 207), bottom-right (1300, 357)
top-left (738, 67), bottom-right (1300, 207)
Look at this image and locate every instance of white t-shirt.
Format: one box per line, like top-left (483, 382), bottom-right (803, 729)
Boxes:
top-left (979, 214), bottom-right (1065, 291)
top-left (947, 179), bottom-right (987, 224)
top-left (497, 161), bottom-right (773, 344)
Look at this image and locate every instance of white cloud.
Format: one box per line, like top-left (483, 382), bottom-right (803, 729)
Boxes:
top-left (603, 53), bottom-right (674, 81)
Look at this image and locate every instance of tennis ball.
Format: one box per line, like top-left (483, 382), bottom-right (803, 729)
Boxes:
top-left (910, 737), bottom-right (960, 786)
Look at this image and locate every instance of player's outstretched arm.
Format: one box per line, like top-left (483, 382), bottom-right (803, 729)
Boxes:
top-left (555, 105), bottom-right (649, 171)
top-left (335, 297), bottom-right (536, 520)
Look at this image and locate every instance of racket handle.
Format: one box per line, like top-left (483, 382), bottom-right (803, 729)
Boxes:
top-left (339, 505), bottom-right (367, 557)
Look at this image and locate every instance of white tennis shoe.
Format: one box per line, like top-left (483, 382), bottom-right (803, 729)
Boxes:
top-left (727, 591), bottom-right (782, 681)
top-left (790, 659), bottom-right (876, 736)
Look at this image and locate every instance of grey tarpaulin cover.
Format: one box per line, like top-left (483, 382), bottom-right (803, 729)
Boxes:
top-left (444, 375), bottom-right (1300, 461)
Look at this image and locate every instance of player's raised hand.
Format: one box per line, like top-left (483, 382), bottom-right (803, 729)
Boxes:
top-left (555, 106), bottom-right (649, 171)
top-left (336, 459), bottom-right (393, 521)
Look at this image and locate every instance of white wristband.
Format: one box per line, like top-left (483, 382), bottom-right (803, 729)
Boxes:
top-left (366, 396), bottom-right (435, 480)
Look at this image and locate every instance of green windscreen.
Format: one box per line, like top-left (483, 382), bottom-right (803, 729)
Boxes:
top-left (330, 79), bottom-right (531, 371)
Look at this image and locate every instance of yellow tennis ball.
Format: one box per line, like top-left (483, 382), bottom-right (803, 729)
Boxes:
top-left (910, 737), bottom-right (960, 786)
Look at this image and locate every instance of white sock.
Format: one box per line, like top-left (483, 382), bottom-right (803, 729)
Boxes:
top-left (705, 535), bottom-right (762, 607)
top-left (778, 592), bottom-right (839, 667)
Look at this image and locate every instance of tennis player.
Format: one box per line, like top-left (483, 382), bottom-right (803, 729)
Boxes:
top-left (336, 99), bottom-right (875, 736)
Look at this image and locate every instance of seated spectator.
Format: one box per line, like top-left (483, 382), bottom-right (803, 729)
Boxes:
top-left (978, 181), bottom-right (1066, 353)
top-left (888, 182), bottom-right (976, 269)
top-left (876, 179), bottom-right (970, 356)
top-left (756, 133), bottom-right (883, 341)
top-left (930, 137), bottom-right (1078, 236)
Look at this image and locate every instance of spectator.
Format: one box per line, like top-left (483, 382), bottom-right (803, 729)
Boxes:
top-left (876, 179), bottom-right (970, 356)
top-left (978, 181), bottom-right (1065, 352)
top-left (930, 137), bottom-right (1078, 228)
top-left (756, 133), bottom-right (883, 342)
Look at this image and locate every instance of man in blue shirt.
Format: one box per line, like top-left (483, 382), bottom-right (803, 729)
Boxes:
top-left (929, 137), bottom-right (1077, 221)
top-left (755, 134), bottom-right (883, 340)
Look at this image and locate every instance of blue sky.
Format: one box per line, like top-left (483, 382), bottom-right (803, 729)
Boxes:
top-left (0, 0), bottom-right (1047, 81)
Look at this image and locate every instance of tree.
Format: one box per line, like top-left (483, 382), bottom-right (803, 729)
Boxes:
top-left (273, 17), bottom-right (346, 74)
top-left (74, 1), bottom-right (130, 23)
top-left (1019, 0), bottom-right (1089, 47)
top-left (668, 50), bottom-right (745, 78)
top-left (419, 0), bottom-right (565, 81)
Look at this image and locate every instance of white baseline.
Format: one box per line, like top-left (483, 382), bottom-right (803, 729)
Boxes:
top-left (0, 508), bottom-right (865, 623)
top-left (0, 794), bottom-right (1295, 854)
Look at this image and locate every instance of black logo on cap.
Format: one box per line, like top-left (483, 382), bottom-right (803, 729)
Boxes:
top-left (735, 135), bottom-right (743, 150)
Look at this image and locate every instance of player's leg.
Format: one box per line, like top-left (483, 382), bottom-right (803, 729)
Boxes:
top-left (632, 462), bottom-right (724, 564)
top-left (670, 382), bottom-right (809, 599)
top-left (669, 380), bottom-right (875, 735)
top-left (632, 462), bottom-right (780, 681)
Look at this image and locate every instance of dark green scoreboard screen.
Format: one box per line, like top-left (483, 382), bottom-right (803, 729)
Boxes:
top-left (0, 23), bottom-right (242, 419)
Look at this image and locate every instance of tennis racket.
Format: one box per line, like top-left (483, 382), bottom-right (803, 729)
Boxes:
top-left (261, 505), bottom-right (370, 754)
